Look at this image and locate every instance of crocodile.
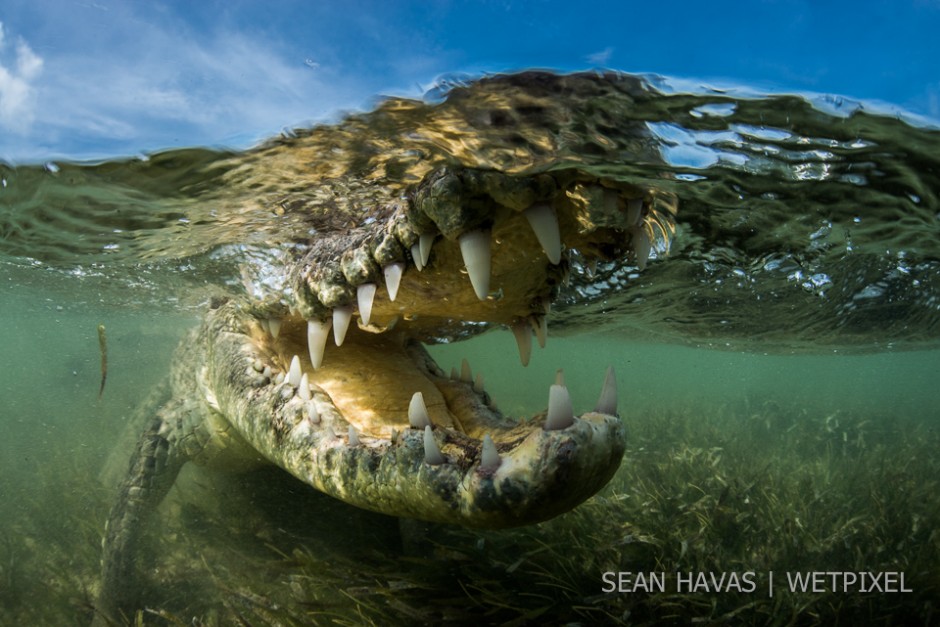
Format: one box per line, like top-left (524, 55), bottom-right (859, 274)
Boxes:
top-left (94, 71), bottom-right (678, 624)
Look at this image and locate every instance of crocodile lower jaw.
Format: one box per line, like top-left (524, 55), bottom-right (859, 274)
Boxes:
top-left (206, 303), bottom-right (625, 528)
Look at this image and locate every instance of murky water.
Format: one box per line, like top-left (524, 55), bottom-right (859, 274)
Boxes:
top-left (1, 72), bottom-right (938, 624)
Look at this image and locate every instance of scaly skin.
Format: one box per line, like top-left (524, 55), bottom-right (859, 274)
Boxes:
top-left (94, 72), bottom-right (677, 625)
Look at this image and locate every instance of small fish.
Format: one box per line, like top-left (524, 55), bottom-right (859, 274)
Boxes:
top-left (97, 324), bottom-right (107, 400)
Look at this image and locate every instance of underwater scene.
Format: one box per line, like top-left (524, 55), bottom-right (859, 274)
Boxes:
top-left (1, 71), bottom-right (939, 626)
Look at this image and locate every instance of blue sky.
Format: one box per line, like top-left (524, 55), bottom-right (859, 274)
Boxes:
top-left (1, 0), bottom-right (938, 162)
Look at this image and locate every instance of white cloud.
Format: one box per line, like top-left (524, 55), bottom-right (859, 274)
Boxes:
top-left (0, 10), bottom-right (412, 161)
top-left (586, 47), bottom-right (613, 66)
top-left (0, 4), bottom-right (461, 162)
top-left (0, 21), bottom-right (44, 133)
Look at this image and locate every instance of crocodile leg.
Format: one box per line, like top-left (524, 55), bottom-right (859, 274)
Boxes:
top-left (93, 407), bottom-right (187, 626)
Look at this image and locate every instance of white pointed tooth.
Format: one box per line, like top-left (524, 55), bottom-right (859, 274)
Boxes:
top-left (544, 384), bottom-right (574, 431)
top-left (460, 358), bottom-right (473, 384)
top-left (348, 425), bottom-right (360, 446)
top-left (510, 321), bottom-right (532, 367)
top-left (298, 373), bottom-right (311, 401)
top-left (305, 401), bottom-right (320, 423)
top-left (332, 306), bottom-right (353, 346)
top-left (262, 366), bottom-right (272, 379)
top-left (383, 263), bottom-right (404, 301)
top-left (480, 434), bottom-right (501, 471)
top-left (252, 358), bottom-right (264, 373)
top-left (411, 243), bottom-right (424, 271)
top-left (293, 419), bottom-right (313, 439)
top-left (268, 318), bottom-right (282, 339)
top-left (419, 233), bottom-right (435, 268)
top-left (524, 203), bottom-right (562, 265)
top-left (288, 355), bottom-right (302, 387)
top-left (632, 228), bottom-right (651, 270)
top-left (357, 284), bottom-right (377, 325)
top-left (530, 315), bottom-right (548, 349)
top-left (450, 366), bottom-right (459, 381)
top-left (307, 319), bottom-right (331, 369)
top-left (408, 392), bottom-right (431, 429)
top-left (423, 425), bottom-right (444, 465)
top-left (627, 198), bottom-right (643, 226)
top-left (473, 373), bottom-right (485, 394)
top-left (555, 368), bottom-right (565, 387)
top-left (595, 365), bottom-right (618, 415)
top-left (275, 372), bottom-right (286, 385)
top-left (260, 318), bottom-right (270, 333)
top-left (458, 230), bottom-right (491, 300)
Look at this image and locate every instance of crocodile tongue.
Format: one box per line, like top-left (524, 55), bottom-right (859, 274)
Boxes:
top-left (269, 320), bottom-right (459, 434)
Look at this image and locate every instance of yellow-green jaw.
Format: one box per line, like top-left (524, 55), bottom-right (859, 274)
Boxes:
top-left (204, 303), bottom-right (624, 528)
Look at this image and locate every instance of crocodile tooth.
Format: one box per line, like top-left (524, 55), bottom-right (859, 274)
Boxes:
top-left (325, 425), bottom-right (337, 439)
top-left (479, 434), bottom-right (501, 471)
top-left (524, 203), bottom-right (562, 264)
top-left (544, 383), bottom-right (574, 431)
top-left (348, 425), bottom-right (360, 446)
top-left (555, 368), bottom-right (565, 386)
top-left (594, 365), bottom-right (618, 415)
top-left (357, 283), bottom-right (377, 325)
top-left (510, 321), bottom-right (532, 367)
top-left (473, 373), bottom-right (485, 394)
top-left (627, 198), bottom-right (643, 226)
top-left (408, 392), bottom-right (431, 429)
top-left (383, 263), bottom-right (404, 301)
top-left (298, 373), bottom-right (311, 401)
top-left (632, 228), bottom-right (651, 270)
top-left (458, 230), bottom-right (491, 300)
top-left (411, 243), bottom-right (424, 271)
top-left (531, 315), bottom-right (548, 349)
top-left (260, 318), bottom-right (270, 333)
top-left (288, 355), bottom-right (302, 387)
top-left (252, 358), bottom-right (264, 373)
top-left (419, 233), bottom-right (435, 268)
top-left (275, 372), bottom-right (286, 385)
top-left (423, 425), bottom-right (444, 465)
top-left (305, 400), bottom-right (320, 423)
top-left (268, 318), bottom-right (282, 339)
top-left (293, 418), bottom-right (313, 439)
top-left (460, 358), bottom-right (473, 384)
top-left (262, 365), bottom-right (272, 379)
top-left (450, 366), bottom-right (459, 381)
top-left (333, 306), bottom-right (353, 346)
top-left (307, 319), bottom-right (331, 369)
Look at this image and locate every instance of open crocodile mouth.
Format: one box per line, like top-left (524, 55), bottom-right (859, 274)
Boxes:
top-left (208, 167), bottom-right (675, 528)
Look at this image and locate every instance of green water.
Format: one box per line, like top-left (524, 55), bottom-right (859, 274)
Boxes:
top-left (430, 331), bottom-right (940, 420)
top-left (1, 72), bottom-right (939, 624)
top-left (2, 286), bottom-right (937, 623)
